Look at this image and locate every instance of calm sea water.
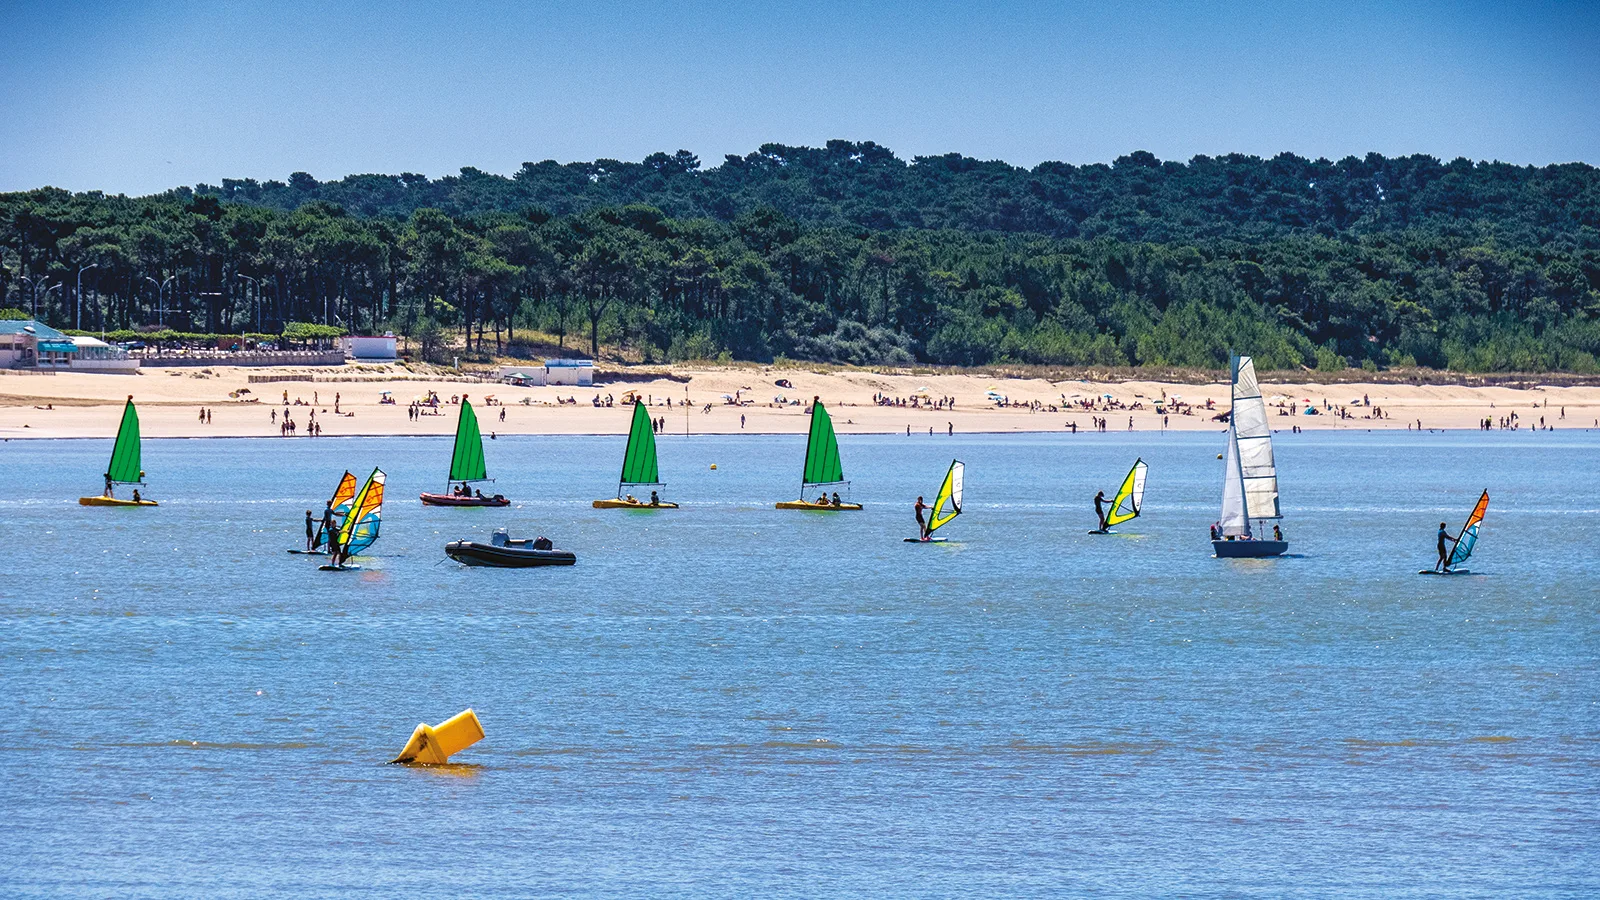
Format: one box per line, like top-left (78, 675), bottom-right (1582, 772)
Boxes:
top-left (2, 428), bottom-right (1596, 898)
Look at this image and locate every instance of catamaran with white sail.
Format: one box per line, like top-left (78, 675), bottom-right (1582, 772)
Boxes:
top-left (1212, 355), bottom-right (1287, 558)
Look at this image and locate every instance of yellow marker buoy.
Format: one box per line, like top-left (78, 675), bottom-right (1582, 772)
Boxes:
top-left (391, 708), bottom-right (484, 765)
top-left (710, 464), bottom-right (717, 470)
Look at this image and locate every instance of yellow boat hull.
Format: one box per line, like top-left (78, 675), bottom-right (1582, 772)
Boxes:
top-left (775, 500), bottom-right (862, 510)
top-left (592, 498), bottom-right (679, 509)
top-left (79, 496), bottom-right (158, 507)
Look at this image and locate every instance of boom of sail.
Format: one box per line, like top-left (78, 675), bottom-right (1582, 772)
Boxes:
top-left (927, 460), bottom-right (965, 534)
top-left (338, 468), bottom-right (386, 556)
top-left (1448, 490), bottom-right (1490, 568)
top-left (1219, 355), bottom-right (1280, 537)
top-left (1104, 458), bottom-right (1147, 528)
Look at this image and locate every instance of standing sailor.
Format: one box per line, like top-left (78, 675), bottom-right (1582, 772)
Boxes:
top-left (319, 500), bottom-right (337, 551)
top-left (914, 495), bottom-right (929, 540)
top-left (305, 510), bottom-right (315, 551)
top-left (1436, 521), bottom-right (1451, 572)
top-left (1094, 490), bottom-right (1108, 532)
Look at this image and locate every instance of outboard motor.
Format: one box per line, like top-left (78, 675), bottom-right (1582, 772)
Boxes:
top-left (490, 528), bottom-right (509, 547)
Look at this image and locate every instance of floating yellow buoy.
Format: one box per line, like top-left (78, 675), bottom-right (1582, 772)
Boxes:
top-left (391, 708), bottom-right (484, 765)
top-left (710, 464), bottom-right (717, 469)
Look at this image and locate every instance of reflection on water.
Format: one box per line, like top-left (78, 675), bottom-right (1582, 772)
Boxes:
top-left (1, 431), bottom-right (1597, 897)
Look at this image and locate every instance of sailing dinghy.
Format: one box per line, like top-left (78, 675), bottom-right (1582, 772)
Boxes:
top-left (1090, 458), bottom-right (1146, 533)
top-left (1420, 490), bottom-right (1489, 575)
top-left (776, 399), bottom-right (861, 510)
top-left (322, 468), bottom-right (385, 570)
top-left (80, 397), bottom-right (157, 506)
top-left (420, 398), bottom-right (508, 506)
top-left (594, 400), bottom-right (677, 508)
top-left (289, 470), bottom-right (357, 554)
top-left (906, 459), bottom-right (963, 542)
top-left (1212, 356), bottom-right (1287, 557)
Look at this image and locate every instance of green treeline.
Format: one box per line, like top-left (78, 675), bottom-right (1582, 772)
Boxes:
top-left (3, 141), bottom-right (1599, 371)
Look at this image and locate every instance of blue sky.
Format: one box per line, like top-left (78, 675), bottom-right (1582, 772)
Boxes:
top-left (2, 0), bottom-right (1596, 195)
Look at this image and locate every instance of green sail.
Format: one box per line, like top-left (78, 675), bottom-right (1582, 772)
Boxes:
top-left (619, 400), bottom-right (660, 486)
top-left (801, 402), bottom-right (844, 486)
top-left (447, 400), bottom-right (488, 482)
top-left (107, 399), bottom-right (143, 484)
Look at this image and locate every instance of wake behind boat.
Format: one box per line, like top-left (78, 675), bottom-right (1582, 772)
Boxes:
top-left (79, 397), bottom-right (157, 507)
top-left (594, 400), bottom-right (677, 509)
top-left (420, 398), bottom-right (508, 507)
top-left (1211, 356), bottom-right (1287, 558)
top-left (776, 398), bottom-right (861, 510)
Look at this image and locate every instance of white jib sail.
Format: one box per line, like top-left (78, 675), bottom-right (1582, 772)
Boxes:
top-left (1219, 420), bottom-right (1248, 535)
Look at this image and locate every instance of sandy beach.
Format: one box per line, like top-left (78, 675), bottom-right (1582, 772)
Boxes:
top-left (1, 364), bottom-right (1593, 440)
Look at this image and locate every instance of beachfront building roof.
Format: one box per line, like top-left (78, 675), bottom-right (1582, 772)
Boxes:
top-left (340, 334), bottom-right (398, 360)
top-left (0, 320), bottom-right (140, 371)
top-left (544, 358), bottom-right (593, 386)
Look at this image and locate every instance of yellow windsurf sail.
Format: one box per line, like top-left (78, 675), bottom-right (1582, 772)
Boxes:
top-left (338, 468), bottom-right (386, 556)
top-left (1104, 458), bottom-right (1147, 527)
top-left (928, 459), bottom-right (964, 533)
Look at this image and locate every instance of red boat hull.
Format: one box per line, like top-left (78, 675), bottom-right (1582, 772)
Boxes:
top-left (420, 492), bottom-right (510, 507)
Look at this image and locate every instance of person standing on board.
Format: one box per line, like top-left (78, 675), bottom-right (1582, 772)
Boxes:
top-left (305, 510), bottom-right (315, 551)
top-left (319, 501), bottom-right (337, 551)
top-left (1094, 490), bottom-right (1108, 532)
top-left (1436, 521), bottom-right (1452, 572)
top-left (914, 496), bottom-right (929, 540)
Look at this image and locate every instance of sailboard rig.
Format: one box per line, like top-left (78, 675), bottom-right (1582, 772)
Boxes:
top-left (1092, 458), bottom-right (1147, 533)
top-left (1212, 356), bottom-right (1286, 557)
top-left (80, 397), bottom-right (157, 506)
top-left (1421, 490), bottom-right (1489, 575)
top-left (420, 398), bottom-right (508, 506)
top-left (290, 470), bottom-right (357, 554)
top-left (906, 459), bottom-right (964, 542)
top-left (323, 468), bottom-right (384, 569)
top-left (594, 400), bottom-right (677, 508)
top-left (776, 399), bottom-right (861, 510)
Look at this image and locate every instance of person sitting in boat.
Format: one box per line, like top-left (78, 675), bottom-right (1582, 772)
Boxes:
top-left (1094, 490), bottom-right (1108, 531)
top-left (1436, 521), bottom-right (1451, 572)
top-left (1273, 524), bottom-right (1283, 542)
top-left (533, 535), bottom-right (553, 551)
top-left (132, 489), bottom-right (142, 503)
top-left (474, 489), bottom-right (486, 500)
top-left (831, 492), bottom-right (842, 507)
top-left (649, 490), bottom-right (661, 507)
top-left (816, 494), bottom-right (829, 506)
top-left (1209, 522), bottom-right (1220, 541)
top-left (625, 494), bottom-right (638, 504)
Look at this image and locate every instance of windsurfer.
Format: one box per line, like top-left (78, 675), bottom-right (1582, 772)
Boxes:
top-left (1094, 490), bottom-right (1108, 531)
top-left (103, 473), bottom-right (113, 498)
top-left (1436, 521), bottom-right (1451, 571)
top-left (915, 496), bottom-right (928, 539)
top-left (320, 501), bottom-right (336, 549)
top-left (305, 510), bottom-right (315, 550)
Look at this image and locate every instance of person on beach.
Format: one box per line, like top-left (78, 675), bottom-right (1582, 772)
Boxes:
top-left (915, 495), bottom-right (928, 539)
top-left (1094, 490), bottom-right (1108, 531)
top-left (305, 510), bottom-right (315, 551)
top-left (1436, 521), bottom-right (1452, 572)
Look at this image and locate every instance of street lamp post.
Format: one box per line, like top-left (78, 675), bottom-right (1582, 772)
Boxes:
top-left (76, 264), bottom-right (99, 330)
top-left (21, 274), bottom-right (50, 319)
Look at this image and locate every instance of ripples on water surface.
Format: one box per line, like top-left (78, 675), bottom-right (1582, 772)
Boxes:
top-left (2, 431), bottom-right (1597, 897)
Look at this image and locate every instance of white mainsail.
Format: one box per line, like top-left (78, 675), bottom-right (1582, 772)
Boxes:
top-left (1219, 355), bottom-right (1280, 537)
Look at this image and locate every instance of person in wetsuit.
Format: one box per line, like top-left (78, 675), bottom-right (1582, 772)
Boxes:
top-left (319, 501), bottom-right (337, 551)
top-left (1094, 490), bottom-right (1108, 532)
top-left (914, 495), bottom-right (928, 540)
top-left (1436, 521), bottom-right (1452, 571)
top-left (305, 510), bottom-right (315, 551)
